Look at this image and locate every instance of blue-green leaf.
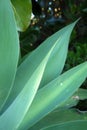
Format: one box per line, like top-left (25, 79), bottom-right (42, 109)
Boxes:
top-left (40, 21), bottom-right (78, 88)
top-left (77, 88), bottom-right (87, 100)
top-left (29, 109), bottom-right (87, 130)
top-left (0, 41), bottom-right (57, 130)
top-left (57, 88), bottom-right (87, 110)
top-left (19, 62), bottom-right (87, 130)
top-left (0, 0), bottom-right (19, 112)
top-left (42, 120), bottom-right (87, 130)
top-left (2, 21), bottom-right (77, 113)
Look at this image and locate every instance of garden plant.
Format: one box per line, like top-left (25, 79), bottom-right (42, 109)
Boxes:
top-left (0, 0), bottom-right (87, 130)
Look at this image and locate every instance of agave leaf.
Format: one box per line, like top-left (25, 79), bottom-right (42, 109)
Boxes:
top-left (0, 41), bottom-right (58, 130)
top-left (19, 62), bottom-right (87, 130)
top-left (77, 88), bottom-right (87, 100)
top-left (29, 109), bottom-right (87, 130)
top-left (0, 0), bottom-right (19, 112)
top-left (57, 88), bottom-right (87, 110)
top-left (42, 120), bottom-right (87, 130)
top-left (48, 88), bottom-right (87, 113)
top-left (2, 21), bottom-right (77, 113)
top-left (39, 21), bottom-right (78, 88)
top-left (11, 0), bottom-right (32, 31)
top-left (57, 94), bottom-right (79, 110)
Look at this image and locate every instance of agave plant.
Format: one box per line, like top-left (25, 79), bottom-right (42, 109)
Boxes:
top-left (0, 0), bottom-right (87, 130)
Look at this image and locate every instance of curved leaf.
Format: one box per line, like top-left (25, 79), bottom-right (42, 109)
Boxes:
top-left (19, 62), bottom-right (87, 130)
top-left (2, 21), bottom-right (77, 113)
top-left (40, 21), bottom-right (78, 88)
top-left (0, 0), bottom-right (19, 112)
top-left (42, 120), bottom-right (87, 130)
top-left (57, 88), bottom-right (87, 110)
top-left (11, 0), bottom-right (32, 31)
top-left (29, 109), bottom-right (87, 130)
top-left (0, 41), bottom-right (57, 130)
top-left (77, 88), bottom-right (87, 100)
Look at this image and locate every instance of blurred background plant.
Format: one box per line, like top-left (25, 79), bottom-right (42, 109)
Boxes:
top-left (20, 0), bottom-right (87, 54)
top-left (19, 0), bottom-right (87, 112)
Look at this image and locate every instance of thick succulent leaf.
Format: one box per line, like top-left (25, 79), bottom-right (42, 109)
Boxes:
top-left (11, 0), bottom-right (32, 31)
top-left (77, 88), bottom-right (87, 100)
top-left (29, 109), bottom-right (87, 130)
top-left (57, 88), bottom-right (87, 110)
top-left (39, 21), bottom-right (78, 88)
top-left (0, 42), bottom-right (57, 130)
top-left (0, 0), bottom-right (19, 112)
top-left (2, 21), bottom-right (77, 113)
top-left (19, 62), bottom-right (87, 130)
top-left (57, 94), bottom-right (79, 110)
top-left (42, 120), bottom-right (87, 130)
